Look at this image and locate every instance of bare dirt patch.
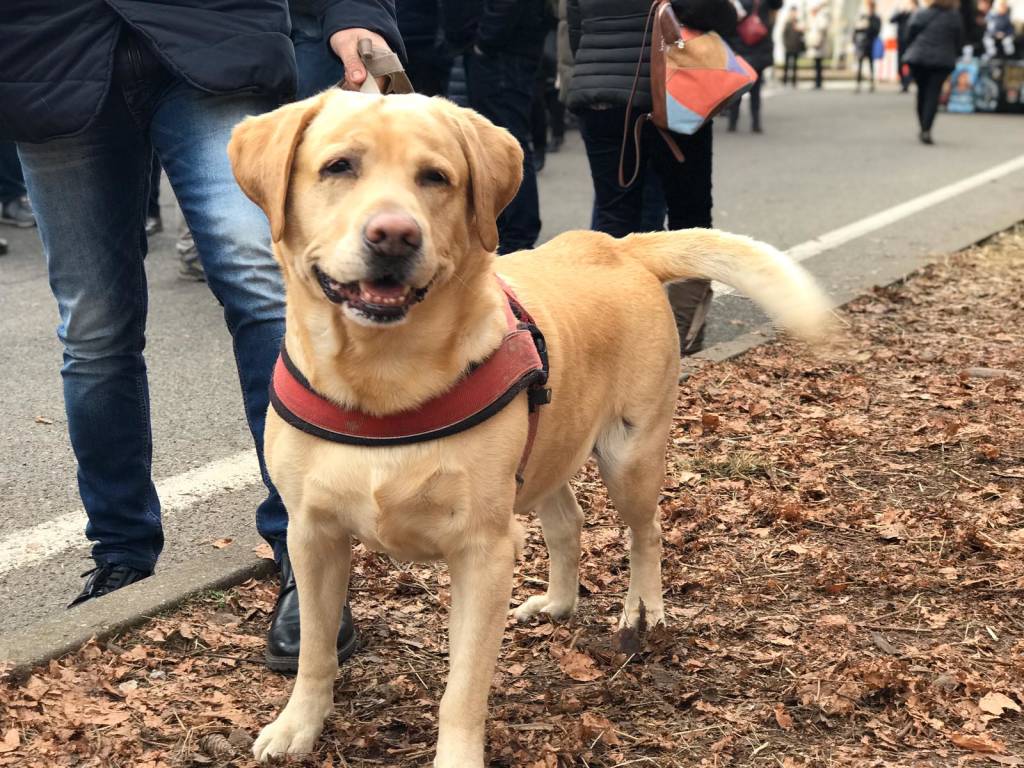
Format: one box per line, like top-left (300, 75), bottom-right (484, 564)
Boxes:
top-left (2, 228), bottom-right (1023, 767)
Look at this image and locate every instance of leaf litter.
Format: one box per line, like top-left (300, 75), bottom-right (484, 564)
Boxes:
top-left (3, 227), bottom-right (1024, 766)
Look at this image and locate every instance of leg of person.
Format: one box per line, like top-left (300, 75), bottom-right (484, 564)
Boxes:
top-left (910, 64), bottom-right (928, 136)
top-left (750, 71), bottom-right (764, 132)
top-left (869, 54), bottom-right (876, 91)
top-left (652, 123), bottom-right (714, 353)
top-left (639, 168), bottom-right (667, 232)
top-left (291, 11), bottom-right (344, 99)
top-left (793, 53), bottom-right (799, 87)
top-left (546, 84), bottom-right (565, 149)
top-left (466, 51), bottom-right (542, 254)
top-left (146, 153), bottom-right (162, 235)
top-left (920, 66), bottom-right (951, 138)
top-left (149, 81), bottom-right (288, 564)
top-left (0, 140), bottom-right (35, 228)
top-left (576, 106), bottom-right (645, 237)
top-left (17, 98), bottom-right (162, 598)
top-left (727, 95), bottom-right (741, 130)
top-left (856, 54), bottom-right (865, 90)
top-left (815, 57), bottom-right (824, 89)
top-left (530, 74), bottom-right (548, 172)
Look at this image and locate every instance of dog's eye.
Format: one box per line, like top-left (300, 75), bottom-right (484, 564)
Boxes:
top-left (417, 168), bottom-right (450, 187)
top-left (321, 158), bottom-right (356, 177)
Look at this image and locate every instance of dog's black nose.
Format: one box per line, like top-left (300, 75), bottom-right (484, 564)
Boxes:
top-left (363, 211), bottom-right (422, 259)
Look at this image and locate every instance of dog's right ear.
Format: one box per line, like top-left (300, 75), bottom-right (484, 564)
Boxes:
top-left (228, 93), bottom-right (327, 243)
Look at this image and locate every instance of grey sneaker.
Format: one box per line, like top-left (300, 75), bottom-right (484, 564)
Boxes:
top-left (0, 196), bottom-right (36, 228)
top-left (176, 230), bottom-right (206, 282)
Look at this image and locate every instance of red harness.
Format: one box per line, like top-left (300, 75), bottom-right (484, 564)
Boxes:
top-left (269, 278), bottom-right (551, 484)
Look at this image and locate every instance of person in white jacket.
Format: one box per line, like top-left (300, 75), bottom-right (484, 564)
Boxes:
top-left (805, 3), bottom-right (831, 89)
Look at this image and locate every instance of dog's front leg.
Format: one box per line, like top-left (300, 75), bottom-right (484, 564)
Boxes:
top-left (253, 521), bottom-right (351, 762)
top-left (434, 535), bottom-right (516, 768)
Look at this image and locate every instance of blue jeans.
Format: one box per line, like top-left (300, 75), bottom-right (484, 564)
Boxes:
top-left (291, 11), bottom-right (344, 98)
top-left (0, 140), bottom-right (26, 203)
top-left (17, 36), bottom-right (288, 572)
top-left (465, 50), bottom-right (542, 254)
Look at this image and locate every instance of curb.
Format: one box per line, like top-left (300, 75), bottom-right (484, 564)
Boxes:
top-left (0, 545), bottom-right (275, 681)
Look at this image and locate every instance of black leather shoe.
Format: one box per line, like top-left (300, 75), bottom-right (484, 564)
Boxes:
top-left (68, 563), bottom-right (153, 608)
top-left (265, 552), bottom-right (358, 674)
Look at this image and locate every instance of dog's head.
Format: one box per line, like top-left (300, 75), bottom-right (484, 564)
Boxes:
top-left (228, 91), bottom-right (523, 328)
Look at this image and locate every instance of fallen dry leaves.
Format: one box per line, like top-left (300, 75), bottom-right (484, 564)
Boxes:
top-left (2, 228), bottom-right (1024, 766)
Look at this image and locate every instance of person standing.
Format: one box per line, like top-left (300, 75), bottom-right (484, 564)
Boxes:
top-left (805, 3), bottom-right (830, 89)
top-left (567, 0), bottom-right (738, 354)
top-left (904, 0), bottom-right (964, 144)
top-left (782, 7), bottom-right (805, 87)
top-left (891, 0), bottom-right (921, 91)
top-left (854, 0), bottom-right (882, 92)
top-left (397, 0), bottom-right (453, 95)
top-left (448, 0), bottom-right (548, 254)
top-left (0, 0), bottom-right (402, 673)
top-left (728, 0), bottom-right (784, 132)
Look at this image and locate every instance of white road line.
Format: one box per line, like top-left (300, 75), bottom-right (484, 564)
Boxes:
top-left (714, 152), bottom-right (1024, 297)
top-left (0, 449), bottom-right (259, 576)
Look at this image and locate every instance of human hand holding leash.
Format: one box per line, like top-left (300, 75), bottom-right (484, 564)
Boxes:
top-left (329, 28), bottom-right (392, 86)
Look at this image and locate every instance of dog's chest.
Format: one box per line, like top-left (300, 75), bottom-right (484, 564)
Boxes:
top-left (298, 445), bottom-right (477, 562)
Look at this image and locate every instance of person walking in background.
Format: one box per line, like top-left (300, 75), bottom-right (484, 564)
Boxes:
top-left (891, 0), bottom-right (921, 92)
top-left (728, 0), bottom-right (783, 132)
top-left (904, 0), bottom-right (964, 144)
top-left (0, 0), bottom-right (402, 674)
top-left (782, 7), bottom-right (805, 87)
top-left (806, 2), bottom-right (830, 89)
top-left (567, 0), bottom-right (738, 354)
top-left (854, 0), bottom-right (882, 92)
top-left (532, 11), bottom-right (565, 173)
top-left (448, 0), bottom-right (547, 254)
top-left (0, 141), bottom-right (36, 229)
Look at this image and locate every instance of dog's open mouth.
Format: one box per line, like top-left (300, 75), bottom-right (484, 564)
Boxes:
top-left (313, 266), bottom-right (430, 324)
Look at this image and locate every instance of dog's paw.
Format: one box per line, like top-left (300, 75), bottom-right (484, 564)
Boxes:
top-left (619, 597), bottom-right (665, 631)
top-left (252, 714), bottom-right (323, 762)
top-left (512, 593), bottom-right (578, 623)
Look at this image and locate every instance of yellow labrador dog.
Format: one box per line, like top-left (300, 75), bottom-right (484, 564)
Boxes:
top-left (228, 90), bottom-right (831, 767)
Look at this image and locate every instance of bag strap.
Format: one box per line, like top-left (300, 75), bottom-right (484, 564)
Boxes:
top-left (619, 0), bottom-right (661, 188)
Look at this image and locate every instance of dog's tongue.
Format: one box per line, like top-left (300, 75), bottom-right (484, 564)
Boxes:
top-left (359, 279), bottom-right (409, 304)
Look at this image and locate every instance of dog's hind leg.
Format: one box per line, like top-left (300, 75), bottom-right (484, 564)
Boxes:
top-left (512, 483), bottom-right (584, 622)
top-left (595, 413), bottom-right (671, 630)
top-left (253, 518), bottom-right (351, 762)
top-left (435, 533), bottom-right (517, 767)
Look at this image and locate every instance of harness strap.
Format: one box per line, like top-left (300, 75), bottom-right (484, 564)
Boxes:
top-left (270, 277), bottom-right (550, 487)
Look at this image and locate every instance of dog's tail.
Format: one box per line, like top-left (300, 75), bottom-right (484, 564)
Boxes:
top-left (625, 229), bottom-right (833, 343)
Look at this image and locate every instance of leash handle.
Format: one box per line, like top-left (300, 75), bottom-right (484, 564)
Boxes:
top-left (339, 38), bottom-right (415, 95)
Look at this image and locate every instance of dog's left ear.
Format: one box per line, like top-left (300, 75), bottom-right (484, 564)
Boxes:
top-left (448, 106), bottom-right (524, 253)
top-left (228, 93), bottom-right (327, 242)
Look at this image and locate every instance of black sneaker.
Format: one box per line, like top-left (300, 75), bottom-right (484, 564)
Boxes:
top-left (0, 196), bottom-right (35, 228)
top-left (68, 563), bottom-right (153, 608)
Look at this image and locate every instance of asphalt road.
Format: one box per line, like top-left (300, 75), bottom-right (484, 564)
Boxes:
top-left (1, 83), bottom-right (1023, 637)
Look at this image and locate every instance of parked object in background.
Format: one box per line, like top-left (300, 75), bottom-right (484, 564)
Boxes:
top-left (948, 51), bottom-right (979, 112)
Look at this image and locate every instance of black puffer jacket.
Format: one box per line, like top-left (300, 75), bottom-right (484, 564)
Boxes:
top-left (904, 5), bottom-right (965, 69)
top-left (444, 0), bottom-right (549, 58)
top-left (0, 0), bottom-right (402, 143)
top-left (729, 0), bottom-right (784, 71)
top-left (566, 0), bottom-right (738, 112)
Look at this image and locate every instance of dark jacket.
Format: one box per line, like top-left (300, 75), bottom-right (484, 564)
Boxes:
top-left (0, 0), bottom-right (402, 143)
top-left (730, 0), bottom-right (784, 71)
top-left (904, 5), bottom-right (965, 69)
top-left (444, 0), bottom-right (549, 58)
top-left (566, 0), bottom-right (738, 112)
top-left (783, 19), bottom-right (804, 54)
top-left (853, 11), bottom-right (882, 56)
